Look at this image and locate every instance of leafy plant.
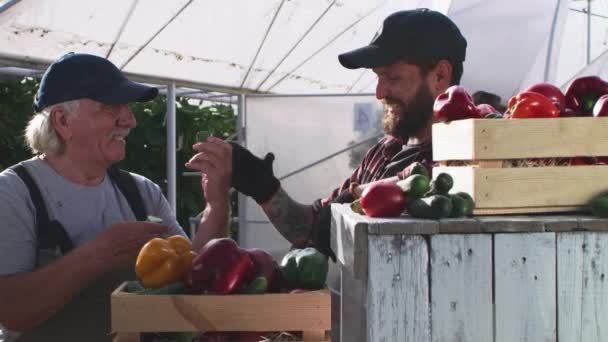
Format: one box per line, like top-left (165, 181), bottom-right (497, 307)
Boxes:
top-left (0, 77), bottom-right (40, 169)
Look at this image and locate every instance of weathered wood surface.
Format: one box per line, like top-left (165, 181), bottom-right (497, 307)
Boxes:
top-left (438, 218), bottom-right (481, 233)
top-left (331, 204), bottom-right (438, 236)
top-left (476, 216), bottom-right (545, 233)
top-left (331, 205), bottom-right (608, 237)
top-left (367, 235), bottom-right (430, 342)
top-left (331, 204), bottom-right (368, 280)
top-left (494, 233), bottom-right (556, 342)
top-left (330, 206), bottom-right (608, 342)
top-left (430, 234), bottom-right (492, 342)
top-left (557, 233), bottom-right (608, 342)
top-left (577, 217), bottom-right (608, 231)
top-left (339, 267), bottom-right (367, 342)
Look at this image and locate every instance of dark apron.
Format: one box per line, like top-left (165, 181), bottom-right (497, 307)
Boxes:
top-left (8, 163), bottom-right (148, 341)
top-left (16, 251), bottom-right (135, 342)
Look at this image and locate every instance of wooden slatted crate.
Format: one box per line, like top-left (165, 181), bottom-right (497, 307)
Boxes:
top-left (111, 282), bottom-right (331, 341)
top-left (432, 117), bottom-right (608, 215)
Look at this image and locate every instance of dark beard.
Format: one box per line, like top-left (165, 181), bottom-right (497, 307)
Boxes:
top-left (382, 82), bottom-right (435, 139)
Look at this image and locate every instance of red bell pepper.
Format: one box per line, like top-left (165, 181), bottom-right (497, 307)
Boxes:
top-left (507, 91), bottom-right (560, 119)
top-left (525, 82), bottom-right (566, 111)
top-left (593, 94), bottom-right (608, 117)
top-left (245, 248), bottom-right (281, 293)
top-left (476, 104), bottom-right (498, 117)
top-left (564, 76), bottom-right (608, 115)
top-left (433, 86), bottom-right (480, 122)
top-left (186, 238), bottom-right (253, 295)
top-left (360, 182), bottom-right (407, 218)
top-left (569, 157), bottom-right (594, 166)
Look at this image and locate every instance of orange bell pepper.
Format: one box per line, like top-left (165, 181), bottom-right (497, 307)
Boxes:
top-left (135, 235), bottom-right (196, 289)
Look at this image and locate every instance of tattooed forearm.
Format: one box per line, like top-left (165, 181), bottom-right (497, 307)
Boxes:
top-left (261, 187), bottom-right (314, 247)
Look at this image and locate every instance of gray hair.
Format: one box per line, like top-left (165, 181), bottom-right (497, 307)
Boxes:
top-left (24, 100), bottom-right (81, 155)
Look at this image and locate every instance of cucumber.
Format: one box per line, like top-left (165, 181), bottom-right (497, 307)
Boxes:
top-left (422, 195), bottom-right (453, 219)
top-left (407, 195), bottom-right (452, 219)
top-left (134, 281), bottom-right (186, 295)
top-left (455, 192), bottom-right (475, 216)
top-left (406, 198), bottom-right (433, 219)
top-left (396, 174), bottom-right (430, 199)
top-left (448, 194), bottom-right (467, 218)
top-left (428, 173), bottom-right (454, 195)
top-left (590, 194), bottom-right (608, 218)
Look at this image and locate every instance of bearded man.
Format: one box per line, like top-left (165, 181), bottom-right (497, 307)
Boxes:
top-left (190, 8), bottom-right (467, 259)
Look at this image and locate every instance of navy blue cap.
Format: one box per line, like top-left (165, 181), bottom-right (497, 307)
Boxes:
top-left (33, 52), bottom-right (158, 112)
top-left (339, 9), bottom-right (467, 69)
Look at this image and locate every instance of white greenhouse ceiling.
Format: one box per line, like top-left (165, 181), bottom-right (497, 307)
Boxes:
top-left (2, 0), bottom-right (608, 101)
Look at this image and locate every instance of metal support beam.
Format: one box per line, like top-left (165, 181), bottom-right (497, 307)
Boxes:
top-left (0, 52), bottom-right (260, 95)
top-left (237, 94), bottom-right (247, 246)
top-left (0, 0), bottom-right (20, 14)
top-left (166, 83), bottom-right (177, 213)
top-left (544, 0), bottom-right (562, 82)
top-left (156, 88), bottom-right (237, 104)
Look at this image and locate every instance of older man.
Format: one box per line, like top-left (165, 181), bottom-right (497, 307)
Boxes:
top-left (0, 53), bottom-right (231, 341)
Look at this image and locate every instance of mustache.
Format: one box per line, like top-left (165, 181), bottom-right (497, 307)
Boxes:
top-left (381, 98), bottom-right (404, 107)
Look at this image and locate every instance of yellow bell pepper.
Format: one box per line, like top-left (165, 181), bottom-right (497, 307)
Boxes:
top-left (135, 235), bottom-right (197, 288)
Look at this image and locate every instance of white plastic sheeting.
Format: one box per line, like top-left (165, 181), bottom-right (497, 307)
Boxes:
top-left (2, 1), bottom-right (608, 100)
top-left (3, 0), bottom-right (608, 256)
top-left (241, 94), bottom-right (381, 255)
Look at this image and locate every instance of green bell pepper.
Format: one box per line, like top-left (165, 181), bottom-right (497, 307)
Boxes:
top-left (280, 247), bottom-right (328, 290)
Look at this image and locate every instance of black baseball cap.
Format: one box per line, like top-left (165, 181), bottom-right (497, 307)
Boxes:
top-left (33, 52), bottom-right (158, 112)
top-left (338, 8), bottom-right (467, 69)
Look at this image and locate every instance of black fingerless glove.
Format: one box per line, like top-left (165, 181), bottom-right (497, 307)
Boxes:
top-left (230, 142), bottom-right (280, 204)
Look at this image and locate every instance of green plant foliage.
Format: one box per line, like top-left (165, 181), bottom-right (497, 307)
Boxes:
top-left (121, 96), bottom-right (238, 236)
top-left (0, 77), bottom-right (40, 169)
top-left (0, 77), bottom-right (238, 238)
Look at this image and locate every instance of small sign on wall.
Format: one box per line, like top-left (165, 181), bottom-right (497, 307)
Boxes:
top-left (353, 102), bottom-right (375, 132)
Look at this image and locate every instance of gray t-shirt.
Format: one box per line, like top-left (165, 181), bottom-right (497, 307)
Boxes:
top-left (0, 157), bottom-right (186, 276)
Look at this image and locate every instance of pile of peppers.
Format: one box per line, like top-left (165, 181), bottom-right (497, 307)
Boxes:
top-left (135, 235), bottom-right (329, 295)
top-left (432, 76), bottom-right (608, 120)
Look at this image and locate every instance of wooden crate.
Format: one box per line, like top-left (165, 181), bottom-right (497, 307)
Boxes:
top-left (111, 282), bottom-right (331, 342)
top-left (333, 204), bottom-right (608, 341)
top-left (432, 117), bottom-right (608, 215)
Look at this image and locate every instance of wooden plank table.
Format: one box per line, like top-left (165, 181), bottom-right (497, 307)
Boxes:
top-left (330, 204), bottom-right (608, 342)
